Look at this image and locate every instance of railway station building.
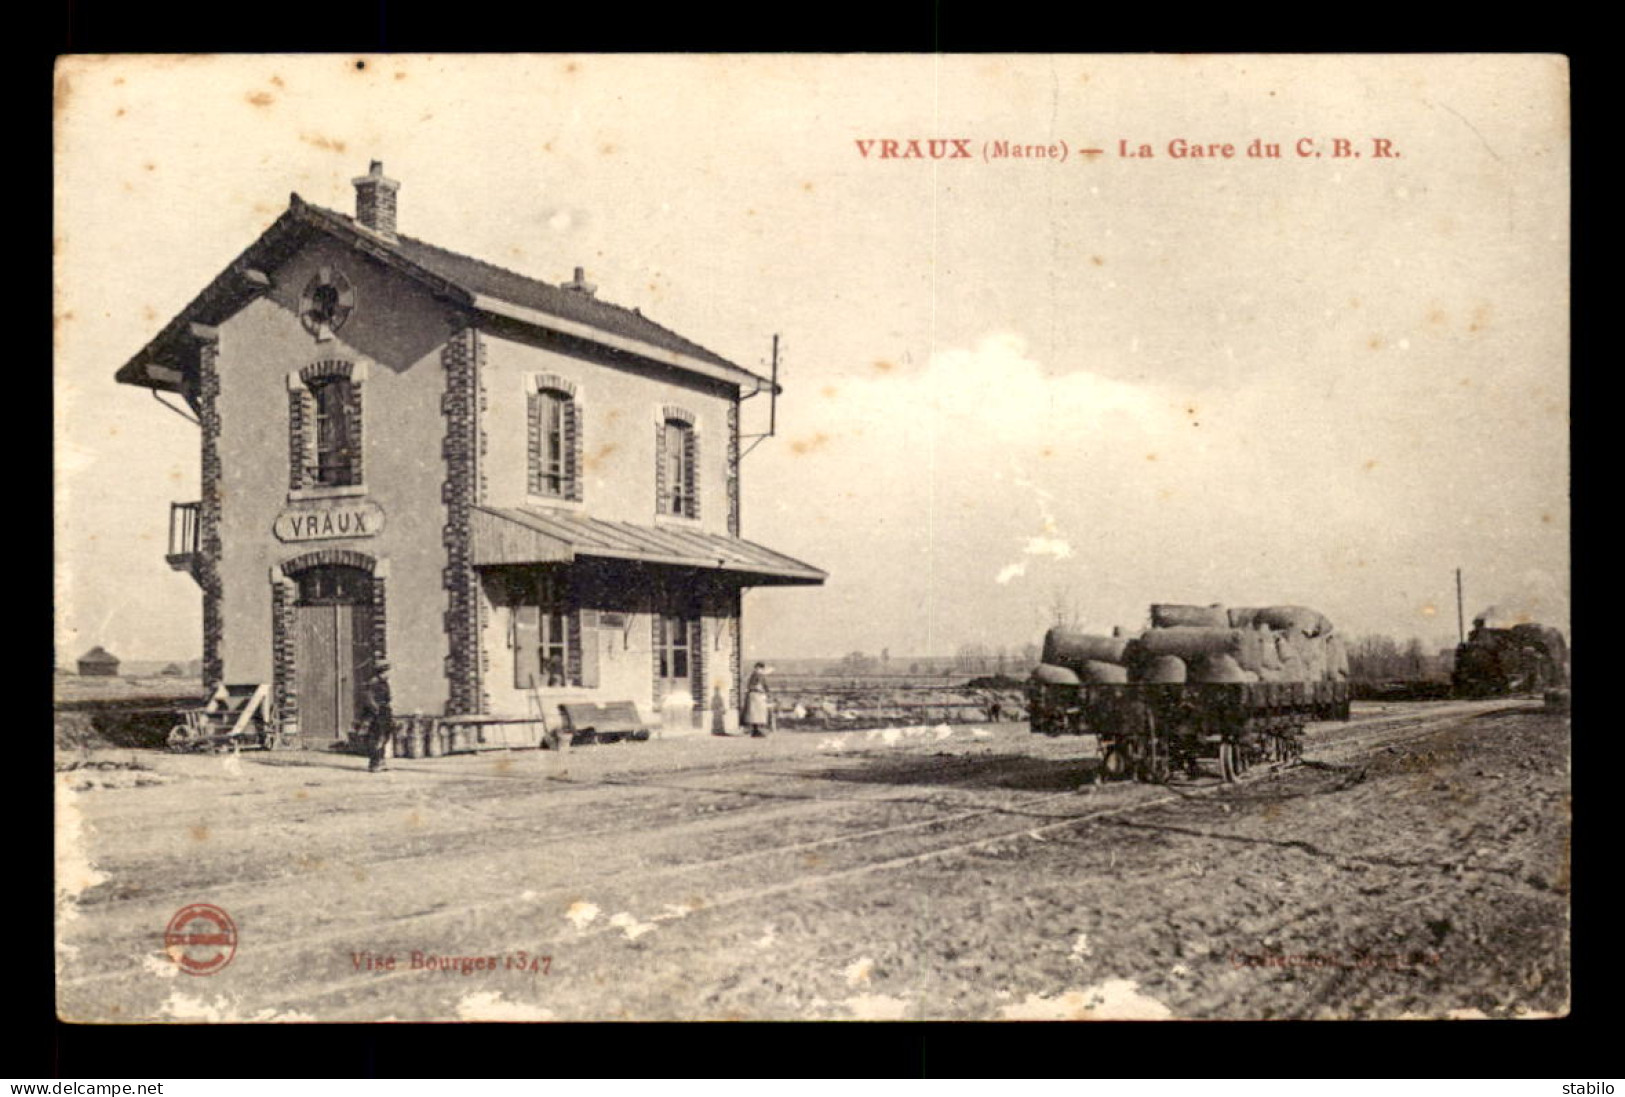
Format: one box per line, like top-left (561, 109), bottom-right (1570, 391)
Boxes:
top-left (115, 162), bottom-right (824, 745)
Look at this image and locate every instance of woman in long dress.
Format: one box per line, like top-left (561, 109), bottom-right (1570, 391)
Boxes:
top-left (744, 663), bottom-right (772, 737)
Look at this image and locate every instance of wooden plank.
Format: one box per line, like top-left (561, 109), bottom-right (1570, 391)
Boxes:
top-left (297, 606), bottom-right (337, 738)
top-left (335, 604), bottom-right (356, 736)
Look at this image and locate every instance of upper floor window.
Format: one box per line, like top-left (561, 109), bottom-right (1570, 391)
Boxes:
top-left (311, 377), bottom-right (359, 487)
top-left (528, 376), bottom-right (581, 502)
top-left (289, 360), bottom-right (365, 493)
top-left (658, 406), bottom-right (699, 519)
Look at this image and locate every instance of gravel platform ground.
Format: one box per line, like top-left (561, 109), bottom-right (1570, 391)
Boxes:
top-left (55, 699), bottom-right (1567, 1021)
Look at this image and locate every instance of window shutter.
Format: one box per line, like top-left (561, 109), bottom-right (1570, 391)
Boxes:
top-left (347, 377), bottom-right (364, 485)
top-left (513, 603), bottom-right (541, 689)
top-left (578, 609), bottom-right (600, 688)
top-left (655, 421), bottom-right (668, 514)
top-left (690, 618), bottom-right (705, 704)
top-left (288, 388), bottom-right (309, 490)
top-left (565, 400), bottom-right (582, 502)
top-left (685, 428), bottom-right (699, 519)
top-left (526, 391), bottom-right (542, 495)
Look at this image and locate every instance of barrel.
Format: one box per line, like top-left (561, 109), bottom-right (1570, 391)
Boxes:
top-left (398, 718), bottom-right (421, 758)
top-left (1252, 605), bottom-right (1334, 638)
top-left (1130, 627), bottom-right (1255, 664)
top-left (1150, 604), bottom-right (1230, 629)
top-left (1042, 629), bottom-right (1130, 669)
top-left (1189, 653), bottom-right (1249, 683)
top-left (1031, 663), bottom-right (1082, 686)
top-left (1136, 654), bottom-right (1187, 684)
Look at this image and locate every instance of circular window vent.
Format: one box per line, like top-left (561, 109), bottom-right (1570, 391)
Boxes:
top-left (299, 267), bottom-right (356, 341)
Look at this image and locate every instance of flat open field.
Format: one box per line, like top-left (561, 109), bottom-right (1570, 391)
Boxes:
top-left (55, 699), bottom-right (1568, 1021)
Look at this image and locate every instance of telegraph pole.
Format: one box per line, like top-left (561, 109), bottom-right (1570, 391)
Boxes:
top-left (1456, 568), bottom-right (1465, 644)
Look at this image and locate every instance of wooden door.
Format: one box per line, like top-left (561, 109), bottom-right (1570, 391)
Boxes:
top-left (295, 567), bottom-right (374, 742)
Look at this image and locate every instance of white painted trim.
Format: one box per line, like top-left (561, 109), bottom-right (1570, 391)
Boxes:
top-left (288, 358), bottom-right (370, 385)
top-left (652, 405), bottom-right (702, 433)
top-left (288, 484), bottom-right (368, 502)
top-left (525, 371), bottom-right (583, 400)
top-left (524, 493), bottom-right (587, 512)
top-left (474, 293), bottom-right (770, 393)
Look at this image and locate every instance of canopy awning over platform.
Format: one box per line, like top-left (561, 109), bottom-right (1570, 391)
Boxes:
top-left (470, 506), bottom-right (827, 587)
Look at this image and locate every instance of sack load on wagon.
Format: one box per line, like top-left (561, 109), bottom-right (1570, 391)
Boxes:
top-left (1027, 602), bottom-right (1352, 784)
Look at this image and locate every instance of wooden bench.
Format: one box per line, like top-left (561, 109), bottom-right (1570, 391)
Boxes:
top-left (429, 714), bottom-right (546, 755)
top-left (556, 702), bottom-right (651, 748)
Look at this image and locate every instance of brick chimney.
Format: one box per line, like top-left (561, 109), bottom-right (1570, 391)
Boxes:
top-left (352, 161), bottom-right (400, 238)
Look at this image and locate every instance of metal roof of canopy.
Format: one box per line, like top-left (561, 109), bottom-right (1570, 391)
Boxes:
top-left (471, 506), bottom-right (826, 587)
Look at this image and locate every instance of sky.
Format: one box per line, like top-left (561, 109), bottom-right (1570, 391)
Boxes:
top-left (54, 54), bottom-right (1570, 663)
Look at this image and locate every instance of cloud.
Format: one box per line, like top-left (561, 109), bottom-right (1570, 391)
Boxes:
top-left (749, 326), bottom-right (1569, 655)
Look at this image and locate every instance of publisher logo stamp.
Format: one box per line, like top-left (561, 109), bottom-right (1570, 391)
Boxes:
top-left (164, 903), bottom-right (238, 975)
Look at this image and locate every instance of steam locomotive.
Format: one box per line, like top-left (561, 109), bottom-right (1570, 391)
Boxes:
top-left (1451, 618), bottom-right (1569, 698)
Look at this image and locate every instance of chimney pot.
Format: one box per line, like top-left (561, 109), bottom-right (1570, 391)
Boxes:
top-left (563, 266), bottom-right (597, 297)
top-left (351, 161), bottom-right (400, 237)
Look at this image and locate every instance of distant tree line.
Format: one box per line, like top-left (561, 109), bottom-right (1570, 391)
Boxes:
top-left (1346, 635), bottom-right (1446, 682)
top-left (825, 643), bottom-right (1044, 677)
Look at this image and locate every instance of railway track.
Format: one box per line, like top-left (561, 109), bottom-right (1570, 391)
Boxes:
top-left (58, 698), bottom-right (1530, 1015)
top-left (1305, 699), bottom-right (1538, 762)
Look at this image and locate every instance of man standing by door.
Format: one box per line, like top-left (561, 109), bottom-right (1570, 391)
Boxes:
top-left (361, 660), bottom-right (394, 773)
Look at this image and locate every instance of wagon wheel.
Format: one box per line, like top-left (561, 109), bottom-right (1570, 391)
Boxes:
top-left (166, 724), bottom-right (192, 752)
top-left (1219, 740), bottom-right (1240, 783)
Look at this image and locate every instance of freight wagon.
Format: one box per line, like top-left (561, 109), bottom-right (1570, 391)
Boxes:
top-left (1027, 604), bottom-right (1352, 783)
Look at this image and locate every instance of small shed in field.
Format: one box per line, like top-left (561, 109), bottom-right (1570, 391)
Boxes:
top-left (77, 646), bottom-right (121, 677)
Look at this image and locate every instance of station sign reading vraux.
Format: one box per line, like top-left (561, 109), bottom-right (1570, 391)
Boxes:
top-left (273, 500), bottom-right (385, 543)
